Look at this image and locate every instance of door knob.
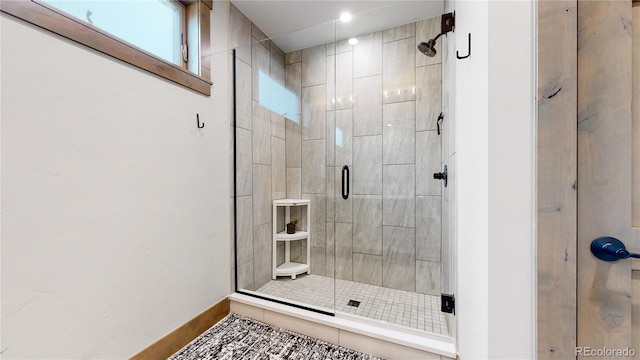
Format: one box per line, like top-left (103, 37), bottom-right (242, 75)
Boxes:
top-left (590, 236), bottom-right (640, 262)
top-left (433, 165), bottom-right (448, 187)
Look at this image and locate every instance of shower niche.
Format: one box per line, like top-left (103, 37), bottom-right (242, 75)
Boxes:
top-left (231, 2), bottom-right (453, 338)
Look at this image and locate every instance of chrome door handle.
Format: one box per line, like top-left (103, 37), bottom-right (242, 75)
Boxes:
top-left (590, 236), bottom-right (640, 262)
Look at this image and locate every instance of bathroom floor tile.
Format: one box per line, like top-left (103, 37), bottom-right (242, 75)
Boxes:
top-left (255, 274), bottom-right (448, 335)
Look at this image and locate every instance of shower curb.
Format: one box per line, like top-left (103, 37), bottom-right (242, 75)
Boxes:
top-left (229, 293), bottom-right (456, 359)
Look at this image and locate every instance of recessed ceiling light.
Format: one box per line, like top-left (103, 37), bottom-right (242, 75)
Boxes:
top-left (339, 12), bottom-right (352, 22)
top-left (348, 38), bottom-right (358, 46)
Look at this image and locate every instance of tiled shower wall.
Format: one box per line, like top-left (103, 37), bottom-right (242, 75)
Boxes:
top-left (231, 5), bottom-right (444, 295)
top-left (284, 17), bottom-right (443, 295)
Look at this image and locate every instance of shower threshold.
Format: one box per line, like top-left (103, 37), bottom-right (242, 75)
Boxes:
top-left (254, 274), bottom-right (448, 335)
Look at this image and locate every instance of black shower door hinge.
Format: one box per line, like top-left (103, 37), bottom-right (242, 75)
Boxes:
top-left (441, 293), bottom-right (455, 315)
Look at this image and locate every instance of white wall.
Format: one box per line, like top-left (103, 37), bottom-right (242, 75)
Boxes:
top-left (0, 0), bottom-right (231, 357)
top-left (454, 1), bottom-right (535, 358)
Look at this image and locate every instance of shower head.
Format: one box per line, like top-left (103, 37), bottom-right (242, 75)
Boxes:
top-left (418, 32), bottom-right (443, 57)
top-left (418, 39), bottom-right (438, 57)
top-left (418, 12), bottom-right (455, 57)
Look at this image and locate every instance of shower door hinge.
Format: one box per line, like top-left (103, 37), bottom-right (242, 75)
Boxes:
top-left (441, 293), bottom-right (455, 315)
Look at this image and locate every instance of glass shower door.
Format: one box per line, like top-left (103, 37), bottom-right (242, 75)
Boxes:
top-left (330, 11), bottom-right (450, 335)
top-left (231, 12), bottom-right (337, 315)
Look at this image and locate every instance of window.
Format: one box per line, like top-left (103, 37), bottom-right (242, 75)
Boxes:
top-left (0, 0), bottom-right (212, 95)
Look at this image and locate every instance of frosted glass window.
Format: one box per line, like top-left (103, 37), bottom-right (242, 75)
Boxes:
top-left (43, 0), bottom-right (183, 66)
top-left (258, 71), bottom-right (299, 123)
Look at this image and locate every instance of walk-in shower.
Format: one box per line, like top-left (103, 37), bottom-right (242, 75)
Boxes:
top-left (230, 3), bottom-right (453, 339)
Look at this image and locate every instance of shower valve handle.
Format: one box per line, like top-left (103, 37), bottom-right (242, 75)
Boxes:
top-left (433, 165), bottom-right (448, 187)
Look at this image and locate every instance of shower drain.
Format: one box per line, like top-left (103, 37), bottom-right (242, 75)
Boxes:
top-left (347, 300), bottom-right (361, 308)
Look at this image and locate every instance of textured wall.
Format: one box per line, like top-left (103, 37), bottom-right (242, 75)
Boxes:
top-left (0, 1), bottom-right (231, 357)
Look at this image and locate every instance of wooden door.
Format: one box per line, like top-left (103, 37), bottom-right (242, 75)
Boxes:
top-left (577, 0), bottom-right (635, 357)
top-left (538, 0), bottom-right (638, 358)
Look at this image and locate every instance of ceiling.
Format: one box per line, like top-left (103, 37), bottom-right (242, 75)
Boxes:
top-left (229, 0), bottom-right (445, 52)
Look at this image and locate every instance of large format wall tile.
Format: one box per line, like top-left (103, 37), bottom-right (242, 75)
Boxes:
top-left (311, 247), bottom-right (326, 276)
top-left (235, 59), bottom-right (252, 130)
top-left (416, 130), bottom-right (441, 196)
top-left (353, 76), bottom-right (383, 136)
top-left (285, 119), bottom-right (301, 167)
top-left (353, 135), bottom-right (382, 195)
top-left (416, 196), bottom-right (441, 262)
top-left (302, 85), bottom-right (326, 140)
top-left (270, 62), bottom-right (286, 139)
top-left (416, 260), bottom-right (441, 295)
top-left (252, 41), bottom-right (271, 102)
top-left (253, 102), bottom-right (271, 165)
top-left (253, 223), bottom-right (272, 289)
top-left (252, 164), bottom-right (272, 226)
top-left (335, 222), bottom-right (353, 281)
top-left (383, 164), bottom-right (415, 227)
top-left (335, 109), bottom-right (353, 166)
top-left (302, 193), bottom-right (326, 249)
top-left (383, 226), bottom-right (416, 291)
top-left (325, 222), bottom-right (335, 278)
top-left (271, 137), bottom-right (286, 195)
top-left (302, 44), bottom-right (327, 87)
top-left (416, 64), bottom-right (442, 131)
top-left (271, 42), bottom-right (285, 69)
top-left (353, 195), bottom-right (383, 255)
top-left (383, 38), bottom-right (416, 104)
top-left (229, 4), bottom-right (251, 63)
top-left (326, 111), bottom-right (335, 166)
top-left (285, 50), bottom-right (301, 65)
top-left (326, 167), bottom-right (335, 222)
top-left (416, 16), bottom-right (442, 67)
top-left (383, 101), bottom-right (415, 164)
top-left (354, 31), bottom-right (382, 78)
top-left (235, 127), bottom-right (253, 196)
top-left (285, 62), bottom-right (302, 118)
top-left (383, 23), bottom-right (416, 43)
top-left (286, 167), bottom-right (301, 199)
top-left (302, 139), bottom-right (326, 194)
top-left (383, 196), bottom-right (415, 228)
top-left (238, 260), bottom-right (254, 291)
top-left (353, 253), bottom-right (382, 286)
top-left (336, 51), bottom-right (353, 110)
top-left (236, 195), bottom-right (254, 265)
top-left (326, 55), bottom-right (335, 111)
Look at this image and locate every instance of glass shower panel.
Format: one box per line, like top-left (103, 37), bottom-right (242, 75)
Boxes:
top-left (330, 11), bottom-right (450, 335)
top-left (232, 17), bottom-right (337, 315)
top-left (231, 2), bottom-right (453, 339)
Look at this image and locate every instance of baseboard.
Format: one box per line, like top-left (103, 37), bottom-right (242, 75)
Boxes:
top-left (129, 297), bottom-right (230, 360)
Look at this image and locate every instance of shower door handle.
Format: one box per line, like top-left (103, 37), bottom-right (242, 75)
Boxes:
top-left (341, 165), bottom-right (349, 200)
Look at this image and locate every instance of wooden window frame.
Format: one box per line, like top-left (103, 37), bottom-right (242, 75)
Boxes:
top-left (0, 0), bottom-right (213, 96)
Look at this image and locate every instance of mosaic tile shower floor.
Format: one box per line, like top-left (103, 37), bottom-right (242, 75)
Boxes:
top-left (170, 313), bottom-right (383, 360)
top-left (256, 274), bottom-right (448, 335)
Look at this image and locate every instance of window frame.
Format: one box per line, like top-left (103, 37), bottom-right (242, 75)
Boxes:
top-left (0, 0), bottom-right (213, 96)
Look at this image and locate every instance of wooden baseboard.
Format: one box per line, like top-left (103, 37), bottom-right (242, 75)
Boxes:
top-left (129, 297), bottom-right (230, 360)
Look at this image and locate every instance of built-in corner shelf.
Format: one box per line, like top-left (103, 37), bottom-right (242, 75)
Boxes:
top-left (272, 199), bottom-right (311, 280)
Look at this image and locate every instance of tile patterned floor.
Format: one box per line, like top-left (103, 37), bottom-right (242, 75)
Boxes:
top-left (256, 274), bottom-right (449, 335)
